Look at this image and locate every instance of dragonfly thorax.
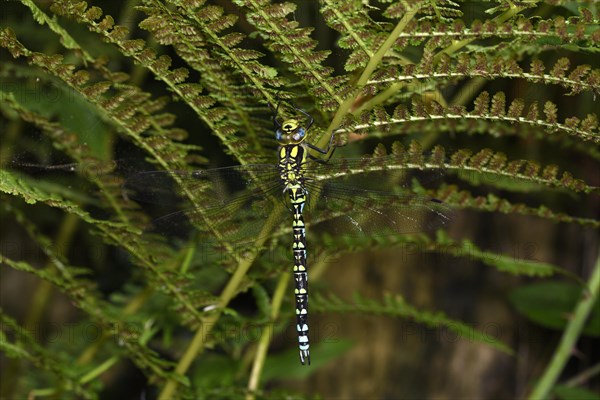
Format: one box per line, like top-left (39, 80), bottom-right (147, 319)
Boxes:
top-left (276, 118), bottom-right (307, 145)
top-left (278, 144), bottom-right (308, 187)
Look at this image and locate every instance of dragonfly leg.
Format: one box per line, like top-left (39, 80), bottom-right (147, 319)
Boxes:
top-left (306, 131), bottom-right (337, 162)
top-left (293, 105), bottom-right (314, 130)
top-left (271, 100), bottom-right (282, 130)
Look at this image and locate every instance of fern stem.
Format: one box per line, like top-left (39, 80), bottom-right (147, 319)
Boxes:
top-left (79, 356), bottom-right (118, 384)
top-left (357, 7), bottom-right (419, 88)
top-left (179, 244), bottom-right (196, 275)
top-left (434, 3), bottom-right (524, 63)
top-left (246, 272), bottom-right (289, 397)
top-left (158, 206), bottom-right (285, 400)
top-left (308, 249), bottom-right (332, 282)
top-left (323, 4), bottom-right (421, 147)
top-left (527, 254), bottom-right (600, 400)
top-left (354, 82), bottom-right (406, 115)
top-left (563, 362), bottom-right (600, 388)
top-left (24, 214), bottom-right (79, 330)
top-left (338, 114), bottom-right (599, 146)
top-left (323, 0), bottom-right (373, 57)
top-left (450, 77), bottom-right (487, 107)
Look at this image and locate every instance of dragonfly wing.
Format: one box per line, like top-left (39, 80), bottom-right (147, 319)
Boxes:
top-left (306, 155), bottom-right (447, 190)
top-left (305, 184), bottom-right (450, 237)
top-left (123, 164), bottom-right (281, 206)
top-left (123, 165), bottom-right (287, 244)
top-left (302, 159), bottom-right (450, 237)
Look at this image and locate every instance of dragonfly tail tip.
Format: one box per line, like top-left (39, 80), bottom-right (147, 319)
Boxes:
top-left (300, 350), bottom-right (310, 365)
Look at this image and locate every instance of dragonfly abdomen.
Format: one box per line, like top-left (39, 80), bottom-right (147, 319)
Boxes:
top-left (278, 141), bottom-right (312, 365)
top-left (290, 185), bottom-right (310, 365)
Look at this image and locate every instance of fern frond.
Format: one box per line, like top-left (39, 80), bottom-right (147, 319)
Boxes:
top-left (21, 0), bottom-right (100, 66)
top-left (369, 54), bottom-right (599, 96)
top-left (434, 185), bottom-right (599, 228)
top-left (339, 93), bottom-right (599, 144)
top-left (0, 168), bottom-right (208, 328)
top-left (1, 94), bottom-right (141, 225)
top-left (320, 230), bottom-right (561, 278)
top-left (1, 27), bottom-right (195, 169)
top-left (0, 206), bottom-right (186, 386)
top-left (47, 2), bottom-right (246, 160)
top-left (0, 28), bottom-right (250, 256)
top-left (388, 14), bottom-right (600, 54)
top-left (321, 0), bottom-right (389, 71)
top-left (312, 292), bottom-right (513, 354)
top-left (235, 0), bottom-right (346, 110)
top-left (138, 0), bottom-right (277, 157)
top-left (0, 255), bottom-right (188, 386)
top-left (0, 309), bottom-right (95, 399)
top-left (327, 142), bottom-right (597, 194)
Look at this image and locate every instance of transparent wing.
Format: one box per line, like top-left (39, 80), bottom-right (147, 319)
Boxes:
top-left (9, 155), bottom-right (451, 248)
top-left (122, 164), bottom-right (286, 245)
top-left (305, 184), bottom-right (450, 237)
top-left (122, 164), bottom-right (281, 206)
top-left (122, 157), bottom-right (451, 248)
top-left (302, 156), bottom-right (450, 237)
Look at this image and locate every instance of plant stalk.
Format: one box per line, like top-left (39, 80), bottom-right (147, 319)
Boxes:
top-left (158, 206), bottom-right (284, 400)
top-left (246, 272), bottom-right (289, 398)
top-left (527, 254), bottom-right (600, 400)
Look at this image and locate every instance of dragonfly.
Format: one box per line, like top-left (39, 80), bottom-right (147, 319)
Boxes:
top-left (123, 102), bottom-right (451, 365)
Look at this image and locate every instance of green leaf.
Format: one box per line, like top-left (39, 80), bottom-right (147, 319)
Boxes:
top-left (262, 340), bottom-right (354, 381)
top-left (191, 354), bottom-right (237, 390)
top-left (553, 384), bottom-right (600, 400)
top-left (252, 283), bottom-right (272, 320)
top-left (509, 282), bottom-right (600, 337)
top-left (313, 292), bottom-right (514, 355)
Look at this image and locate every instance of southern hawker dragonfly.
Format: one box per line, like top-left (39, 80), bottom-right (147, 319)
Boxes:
top-left (120, 103), bottom-right (451, 365)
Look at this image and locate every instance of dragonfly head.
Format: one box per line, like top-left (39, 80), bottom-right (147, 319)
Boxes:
top-left (276, 118), bottom-right (307, 144)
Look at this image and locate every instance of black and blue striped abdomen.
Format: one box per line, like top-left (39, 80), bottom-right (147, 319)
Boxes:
top-left (289, 186), bottom-right (309, 365)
